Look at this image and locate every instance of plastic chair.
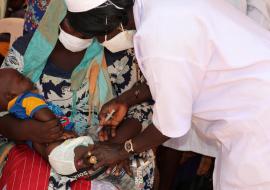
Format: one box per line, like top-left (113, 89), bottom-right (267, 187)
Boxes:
top-left (0, 17), bottom-right (24, 48)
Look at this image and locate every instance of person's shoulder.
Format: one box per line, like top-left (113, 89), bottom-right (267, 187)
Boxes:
top-left (12, 32), bottom-right (34, 56)
top-left (139, 0), bottom-right (211, 32)
top-left (135, 1), bottom-right (211, 55)
top-left (143, 0), bottom-right (209, 17)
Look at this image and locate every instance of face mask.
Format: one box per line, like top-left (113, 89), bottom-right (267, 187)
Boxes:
top-left (48, 136), bottom-right (94, 175)
top-left (102, 24), bottom-right (136, 53)
top-left (58, 27), bottom-right (93, 52)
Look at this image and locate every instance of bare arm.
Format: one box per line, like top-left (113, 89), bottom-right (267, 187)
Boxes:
top-left (119, 82), bottom-right (152, 107)
top-left (32, 107), bottom-right (77, 158)
top-left (33, 107), bottom-right (56, 122)
top-left (0, 114), bottom-right (32, 141)
top-left (105, 118), bottom-right (142, 144)
top-left (91, 124), bottom-right (169, 169)
top-left (0, 114), bottom-right (63, 143)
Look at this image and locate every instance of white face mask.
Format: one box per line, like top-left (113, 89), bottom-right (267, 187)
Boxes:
top-left (58, 27), bottom-right (93, 52)
top-left (102, 24), bottom-right (136, 53)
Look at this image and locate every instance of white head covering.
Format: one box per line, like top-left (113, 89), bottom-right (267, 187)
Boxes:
top-left (65, 0), bottom-right (123, 13)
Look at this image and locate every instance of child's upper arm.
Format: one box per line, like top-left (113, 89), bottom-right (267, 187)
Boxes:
top-left (21, 93), bottom-right (55, 122)
top-left (33, 107), bottom-right (56, 122)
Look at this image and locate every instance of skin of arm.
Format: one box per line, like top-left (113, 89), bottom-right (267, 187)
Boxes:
top-left (32, 107), bottom-right (60, 160)
top-left (89, 124), bottom-right (169, 170)
top-left (119, 82), bottom-right (152, 108)
top-left (32, 107), bottom-right (77, 159)
top-left (107, 118), bottom-right (142, 144)
top-left (0, 114), bottom-right (63, 143)
top-left (90, 80), bottom-right (168, 169)
top-left (95, 82), bottom-right (155, 173)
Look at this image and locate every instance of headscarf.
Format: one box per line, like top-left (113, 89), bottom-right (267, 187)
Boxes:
top-left (23, 0), bottom-right (113, 126)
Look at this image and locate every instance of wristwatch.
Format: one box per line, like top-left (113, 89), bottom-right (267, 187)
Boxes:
top-left (124, 139), bottom-right (134, 153)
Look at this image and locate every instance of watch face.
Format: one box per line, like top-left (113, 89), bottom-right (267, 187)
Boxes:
top-left (125, 140), bottom-right (132, 152)
top-left (126, 143), bottom-right (131, 150)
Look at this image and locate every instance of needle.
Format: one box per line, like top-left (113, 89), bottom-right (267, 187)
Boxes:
top-left (96, 109), bottom-right (116, 133)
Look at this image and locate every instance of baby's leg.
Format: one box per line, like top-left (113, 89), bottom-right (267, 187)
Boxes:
top-left (33, 131), bottom-right (77, 160)
top-left (33, 141), bottom-right (62, 160)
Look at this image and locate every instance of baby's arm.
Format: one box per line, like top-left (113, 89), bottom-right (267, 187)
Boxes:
top-left (33, 107), bottom-right (56, 122)
top-left (32, 107), bottom-right (62, 160)
top-left (33, 107), bottom-right (77, 160)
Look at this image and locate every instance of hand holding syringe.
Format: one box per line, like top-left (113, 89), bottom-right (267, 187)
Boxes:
top-left (97, 98), bottom-right (129, 141)
top-left (96, 109), bottom-right (116, 133)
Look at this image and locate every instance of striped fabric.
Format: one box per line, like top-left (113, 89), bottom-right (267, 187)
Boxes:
top-left (0, 145), bottom-right (92, 190)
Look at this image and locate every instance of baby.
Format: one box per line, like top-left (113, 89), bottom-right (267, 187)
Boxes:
top-left (0, 68), bottom-right (96, 178)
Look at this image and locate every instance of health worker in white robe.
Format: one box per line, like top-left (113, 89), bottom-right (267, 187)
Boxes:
top-left (133, 0), bottom-right (270, 190)
top-left (89, 1), bottom-right (270, 190)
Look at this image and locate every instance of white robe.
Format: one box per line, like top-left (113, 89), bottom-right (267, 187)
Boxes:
top-left (134, 0), bottom-right (270, 189)
top-left (227, 0), bottom-right (270, 30)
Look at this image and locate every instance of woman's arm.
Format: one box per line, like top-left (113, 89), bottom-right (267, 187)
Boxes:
top-left (100, 118), bottom-right (142, 143)
top-left (0, 114), bottom-right (63, 143)
top-left (119, 82), bottom-right (152, 108)
top-left (88, 124), bottom-right (169, 169)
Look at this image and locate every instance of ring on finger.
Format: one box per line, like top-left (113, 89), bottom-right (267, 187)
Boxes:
top-left (89, 156), bottom-right (98, 164)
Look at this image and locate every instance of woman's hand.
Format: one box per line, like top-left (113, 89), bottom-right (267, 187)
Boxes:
top-left (24, 119), bottom-right (64, 143)
top-left (99, 98), bottom-right (129, 138)
top-left (82, 143), bottom-right (129, 170)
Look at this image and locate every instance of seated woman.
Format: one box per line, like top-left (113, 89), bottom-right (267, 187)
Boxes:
top-left (0, 0), bottom-right (154, 189)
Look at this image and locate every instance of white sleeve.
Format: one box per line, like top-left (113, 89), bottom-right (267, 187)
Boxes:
top-left (141, 57), bottom-right (207, 138)
top-left (134, 10), bottom-right (212, 138)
